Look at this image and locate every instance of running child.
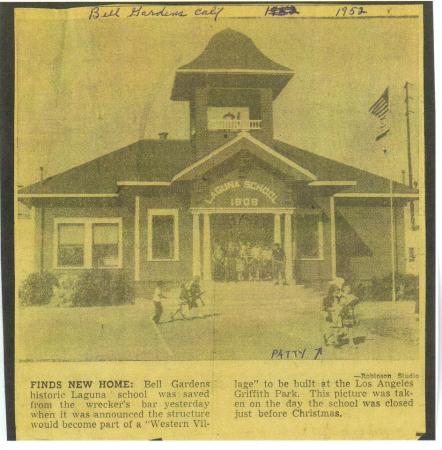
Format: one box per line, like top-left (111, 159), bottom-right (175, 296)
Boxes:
top-left (170, 283), bottom-right (190, 321)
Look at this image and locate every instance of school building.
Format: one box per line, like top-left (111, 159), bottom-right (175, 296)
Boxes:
top-left (18, 28), bottom-right (418, 288)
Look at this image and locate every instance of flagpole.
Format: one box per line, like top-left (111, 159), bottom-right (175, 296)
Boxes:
top-left (389, 178), bottom-right (397, 302)
top-left (370, 87), bottom-right (397, 302)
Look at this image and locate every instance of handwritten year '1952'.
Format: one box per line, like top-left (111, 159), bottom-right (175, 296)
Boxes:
top-left (335, 6), bottom-right (368, 17)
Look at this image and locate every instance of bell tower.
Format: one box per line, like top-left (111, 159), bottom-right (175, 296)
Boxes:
top-left (171, 29), bottom-right (294, 157)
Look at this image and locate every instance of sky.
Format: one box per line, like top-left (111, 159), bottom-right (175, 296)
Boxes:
top-left (15, 6), bottom-right (422, 187)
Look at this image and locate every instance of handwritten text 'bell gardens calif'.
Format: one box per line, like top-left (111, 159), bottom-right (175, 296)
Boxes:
top-left (88, 5), bottom-right (225, 22)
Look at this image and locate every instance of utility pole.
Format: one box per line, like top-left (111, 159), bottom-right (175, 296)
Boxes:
top-left (404, 82), bottom-right (414, 188)
top-left (389, 178), bottom-right (396, 302)
top-left (404, 81), bottom-right (415, 228)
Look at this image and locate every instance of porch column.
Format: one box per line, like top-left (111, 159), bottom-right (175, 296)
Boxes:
top-left (134, 195), bottom-right (140, 282)
top-left (192, 213), bottom-right (201, 278)
top-left (284, 214), bottom-right (293, 283)
top-left (330, 197), bottom-right (337, 279)
top-left (202, 213), bottom-right (212, 281)
top-left (34, 206), bottom-right (43, 273)
top-left (274, 213), bottom-right (281, 244)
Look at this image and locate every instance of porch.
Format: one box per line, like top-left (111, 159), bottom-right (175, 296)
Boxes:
top-left (191, 208), bottom-right (295, 283)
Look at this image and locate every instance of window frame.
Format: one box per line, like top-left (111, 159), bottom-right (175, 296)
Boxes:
top-left (53, 218), bottom-right (123, 269)
top-left (56, 222), bottom-right (86, 268)
top-left (294, 209), bottom-right (324, 261)
top-left (147, 209), bottom-right (179, 262)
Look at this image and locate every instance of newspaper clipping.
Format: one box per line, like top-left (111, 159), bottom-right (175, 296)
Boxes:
top-left (12, 2), bottom-right (430, 440)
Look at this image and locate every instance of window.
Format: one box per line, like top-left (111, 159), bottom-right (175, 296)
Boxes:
top-left (295, 212), bottom-right (324, 260)
top-left (147, 209), bottom-right (179, 261)
top-left (92, 224), bottom-right (120, 268)
top-left (58, 224), bottom-right (85, 267)
top-left (54, 218), bottom-right (122, 269)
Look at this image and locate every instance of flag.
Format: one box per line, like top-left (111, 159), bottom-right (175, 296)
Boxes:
top-left (369, 88), bottom-right (390, 141)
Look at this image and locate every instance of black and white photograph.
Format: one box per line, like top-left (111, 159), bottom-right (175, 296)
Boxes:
top-left (13, 4), bottom-right (424, 363)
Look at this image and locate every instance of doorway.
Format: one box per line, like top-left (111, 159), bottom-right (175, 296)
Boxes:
top-left (211, 214), bottom-right (274, 281)
top-left (211, 214), bottom-right (273, 246)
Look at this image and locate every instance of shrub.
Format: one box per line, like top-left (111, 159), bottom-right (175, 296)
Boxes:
top-left (71, 270), bottom-right (134, 307)
top-left (53, 274), bottom-right (79, 306)
top-left (19, 272), bottom-right (59, 306)
top-left (396, 273), bottom-right (419, 301)
top-left (352, 273), bottom-right (419, 302)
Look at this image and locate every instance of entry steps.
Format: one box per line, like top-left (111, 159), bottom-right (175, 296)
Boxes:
top-left (135, 281), bottom-right (322, 312)
top-left (202, 281), bottom-right (322, 312)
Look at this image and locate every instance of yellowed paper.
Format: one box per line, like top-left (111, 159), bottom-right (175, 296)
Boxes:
top-left (14, 2), bottom-right (427, 440)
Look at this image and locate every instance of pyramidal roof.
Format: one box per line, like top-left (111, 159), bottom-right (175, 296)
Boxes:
top-left (178, 28), bottom-right (293, 73)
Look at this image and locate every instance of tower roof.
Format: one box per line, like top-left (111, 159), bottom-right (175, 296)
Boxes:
top-left (171, 28), bottom-right (294, 100)
top-left (179, 28), bottom-right (293, 72)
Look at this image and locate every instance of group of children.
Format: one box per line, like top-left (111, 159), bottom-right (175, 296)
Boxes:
top-left (322, 277), bottom-right (360, 348)
top-left (151, 276), bottom-right (205, 324)
top-left (152, 275), bottom-right (361, 343)
top-left (212, 241), bottom-right (286, 284)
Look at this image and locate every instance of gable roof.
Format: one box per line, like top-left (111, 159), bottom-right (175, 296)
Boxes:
top-left (172, 132), bottom-right (317, 182)
top-left (18, 135), bottom-right (416, 197)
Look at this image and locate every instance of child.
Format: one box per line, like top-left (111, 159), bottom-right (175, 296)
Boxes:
top-left (250, 244), bottom-right (262, 281)
top-left (171, 283), bottom-right (189, 321)
top-left (272, 243), bottom-right (287, 285)
top-left (225, 241), bottom-right (238, 281)
top-left (322, 283), bottom-right (342, 346)
top-left (244, 242), bottom-right (253, 280)
top-left (212, 243), bottom-right (225, 281)
top-left (339, 283), bottom-right (360, 347)
top-left (262, 245), bottom-right (272, 280)
top-left (152, 281), bottom-right (166, 324)
top-left (189, 276), bottom-right (204, 307)
top-left (236, 255), bottom-right (245, 281)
